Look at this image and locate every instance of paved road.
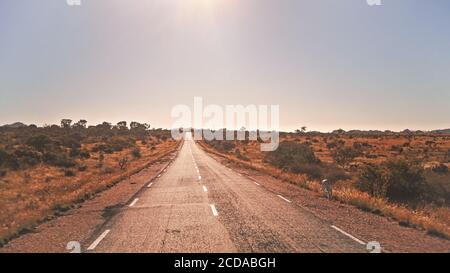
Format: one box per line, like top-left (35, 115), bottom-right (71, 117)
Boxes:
top-left (87, 136), bottom-right (366, 253)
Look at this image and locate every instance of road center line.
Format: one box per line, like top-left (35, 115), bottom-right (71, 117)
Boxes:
top-left (129, 198), bottom-right (139, 207)
top-left (331, 225), bottom-right (366, 245)
top-left (147, 182), bottom-right (153, 188)
top-left (87, 229), bottom-right (110, 250)
top-left (277, 195), bottom-right (292, 203)
top-left (203, 185), bottom-right (208, 192)
top-left (210, 204), bottom-right (218, 216)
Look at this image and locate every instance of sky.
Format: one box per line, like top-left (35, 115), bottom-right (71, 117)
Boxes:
top-left (0, 0), bottom-right (449, 132)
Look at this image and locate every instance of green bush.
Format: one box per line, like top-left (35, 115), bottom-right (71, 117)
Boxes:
top-left (357, 159), bottom-right (428, 204)
top-left (14, 145), bottom-right (42, 166)
top-left (291, 163), bottom-right (323, 178)
top-left (64, 169), bottom-right (76, 177)
top-left (43, 152), bottom-right (77, 168)
top-left (69, 147), bottom-right (80, 157)
top-left (0, 149), bottom-right (20, 170)
top-left (206, 140), bottom-right (235, 153)
top-left (79, 150), bottom-right (91, 159)
top-left (332, 146), bottom-right (361, 168)
top-left (264, 141), bottom-right (319, 172)
top-left (26, 134), bottom-right (52, 151)
top-left (78, 164), bottom-right (88, 172)
top-left (132, 148), bottom-right (141, 158)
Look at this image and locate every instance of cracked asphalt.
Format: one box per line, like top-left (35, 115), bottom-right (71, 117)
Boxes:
top-left (88, 136), bottom-right (365, 253)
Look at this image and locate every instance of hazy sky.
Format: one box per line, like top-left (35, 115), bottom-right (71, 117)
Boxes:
top-left (1, 0), bottom-right (449, 132)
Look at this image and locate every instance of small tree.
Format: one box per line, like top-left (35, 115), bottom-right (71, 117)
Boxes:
top-left (116, 121), bottom-right (128, 130)
top-left (332, 146), bottom-right (361, 169)
top-left (118, 156), bottom-right (129, 170)
top-left (74, 119), bottom-right (87, 128)
top-left (61, 119), bottom-right (72, 129)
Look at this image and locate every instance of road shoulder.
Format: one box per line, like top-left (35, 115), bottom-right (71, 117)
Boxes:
top-left (0, 149), bottom-right (179, 253)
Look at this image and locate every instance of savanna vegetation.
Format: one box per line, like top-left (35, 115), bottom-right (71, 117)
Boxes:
top-left (201, 129), bottom-right (450, 239)
top-left (0, 120), bottom-right (179, 245)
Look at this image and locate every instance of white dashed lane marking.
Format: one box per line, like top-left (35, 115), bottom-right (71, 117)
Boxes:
top-left (331, 225), bottom-right (366, 245)
top-left (277, 195), bottom-right (292, 203)
top-left (87, 230), bottom-right (110, 250)
top-left (129, 198), bottom-right (139, 207)
top-left (210, 204), bottom-right (218, 216)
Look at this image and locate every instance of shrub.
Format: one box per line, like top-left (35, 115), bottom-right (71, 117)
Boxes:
top-left (323, 166), bottom-right (350, 182)
top-left (118, 156), bottom-right (129, 170)
top-left (109, 136), bottom-right (135, 152)
top-left (235, 149), bottom-right (249, 161)
top-left (60, 136), bottom-right (81, 149)
top-left (26, 134), bottom-right (52, 151)
top-left (222, 141), bottom-right (235, 151)
top-left (79, 150), bottom-right (91, 159)
top-left (91, 144), bottom-right (114, 154)
top-left (101, 167), bottom-right (114, 174)
top-left (326, 142), bottom-right (337, 149)
top-left (332, 147), bottom-right (361, 168)
top-left (390, 145), bottom-right (403, 153)
top-left (357, 159), bottom-right (428, 204)
top-left (64, 169), bottom-right (76, 177)
top-left (206, 140), bottom-right (235, 153)
top-left (431, 163), bottom-right (449, 174)
top-left (43, 152), bottom-right (76, 168)
top-left (0, 149), bottom-right (20, 170)
top-left (132, 148), bottom-right (141, 158)
top-left (69, 147), bottom-right (80, 157)
top-left (14, 146), bottom-right (42, 166)
top-left (0, 169), bottom-right (6, 177)
top-left (357, 164), bottom-right (388, 198)
top-left (291, 163), bottom-right (323, 178)
top-left (78, 164), bottom-right (88, 172)
top-left (265, 141), bottom-right (319, 172)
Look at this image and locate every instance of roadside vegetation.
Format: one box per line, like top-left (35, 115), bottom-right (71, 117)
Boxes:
top-left (201, 130), bottom-right (450, 239)
top-left (0, 120), bottom-right (179, 246)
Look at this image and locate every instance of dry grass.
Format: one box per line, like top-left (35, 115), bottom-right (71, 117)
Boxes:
top-left (199, 140), bottom-right (450, 240)
top-left (0, 139), bottom-right (180, 245)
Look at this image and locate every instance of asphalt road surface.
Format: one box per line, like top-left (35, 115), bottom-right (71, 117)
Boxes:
top-left (87, 135), bottom-right (366, 253)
